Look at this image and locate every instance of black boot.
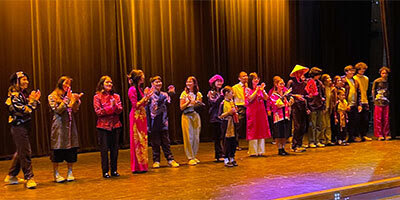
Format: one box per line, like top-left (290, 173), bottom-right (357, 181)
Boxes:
top-left (278, 149), bottom-right (284, 156)
top-left (282, 148), bottom-right (289, 156)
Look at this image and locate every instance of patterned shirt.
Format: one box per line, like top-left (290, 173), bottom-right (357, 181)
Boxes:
top-left (48, 91), bottom-right (80, 149)
top-left (269, 89), bottom-right (292, 123)
top-left (372, 78), bottom-right (389, 106)
top-left (146, 91), bottom-right (172, 131)
top-left (93, 92), bottom-right (123, 131)
top-left (6, 90), bottom-right (39, 125)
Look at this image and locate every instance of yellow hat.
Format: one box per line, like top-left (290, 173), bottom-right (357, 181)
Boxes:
top-left (290, 65), bottom-right (309, 77)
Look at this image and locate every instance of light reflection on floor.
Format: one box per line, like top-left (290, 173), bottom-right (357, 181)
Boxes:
top-left (1, 139), bottom-right (400, 199)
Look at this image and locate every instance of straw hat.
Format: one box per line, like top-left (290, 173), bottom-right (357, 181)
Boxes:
top-left (290, 65), bottom-right (309, 77)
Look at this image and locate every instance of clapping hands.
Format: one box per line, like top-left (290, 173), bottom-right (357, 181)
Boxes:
top-left (187, 95), bottom-right (196, 105)
top-left (144, 87), bottom-right (154, 101)
top-left (29, 90), bottom-right (41, 102)
top-left (71, 93), bottom-right (84, 102)
top-left (256, 82), bottom-right (266, 91)
top-left (260, 82), bottom-right (266, 91)
top-left (167, 85), bottom-right (175, 94)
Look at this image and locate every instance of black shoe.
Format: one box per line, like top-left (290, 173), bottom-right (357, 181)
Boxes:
top-left (278, 149), bottom-right (284, 156)
top-left (103, 172), bottom-right (111, 178)
top-left (282, 149), bottom-right (289, 155)
top-left (111, 171), bottom-right (120, 177)
top-left (231, 160), bottom-right (238, 166)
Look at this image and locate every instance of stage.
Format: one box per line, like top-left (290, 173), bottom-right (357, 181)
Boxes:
top-left (2, 139), bottom-right (400, 199)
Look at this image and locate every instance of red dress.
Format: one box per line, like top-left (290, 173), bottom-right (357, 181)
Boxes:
top-left (245, 88), bottom-right (271, 140)
top-left (128, 86), bottom-right (148, 172)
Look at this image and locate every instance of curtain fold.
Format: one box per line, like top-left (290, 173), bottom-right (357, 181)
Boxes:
top-left (380, 0), bottom-right (400, 137)
top-left (0, 0), bottom-right (295, 158)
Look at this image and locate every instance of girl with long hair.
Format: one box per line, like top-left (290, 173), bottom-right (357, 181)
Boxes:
top-left (245, 72), bottom-right (271, 156)
top-left (128, 69), bottom-right (153, 173)
top-left (180, 76), bottom-right (203, 165)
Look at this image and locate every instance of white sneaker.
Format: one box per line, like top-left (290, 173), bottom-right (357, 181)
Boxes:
top-left (194, 158), bottom-right (200, 163)
top-left (188, 159), bottom-right (197, 166)
top-left (26, 179), bottom-right (37, 189)
top-left (168, 160), bottom-right (179, 168)
top-left (363, 136), bottom-right (372, 141)
top-left (309, 143), bottom-right (317, 148)
top-left (66, 172), bottom-right (75, 182)
top-left (54, 174), bottom-right (66, 183)
top-left (152, 162), bottom-right (160, 168)
top-left (4, 175), bottom-right (19, 185)
top-left (317, 143), bottom-right (325, 147)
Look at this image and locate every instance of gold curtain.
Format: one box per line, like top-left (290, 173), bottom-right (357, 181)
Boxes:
top-left (28, 0), bottom-right (121, 155)
top-left (0, 0), bottom-right (292, 157)
top-left (116, 0), bottom-right (219, 142)
top-left (0, 0), bottom-right (121, 156)
top-left (210, 0), bottom-right (292, 87)
top-left (116, 0), bottom-right (292, 143)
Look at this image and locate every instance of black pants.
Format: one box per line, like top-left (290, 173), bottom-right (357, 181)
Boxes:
top-left (224, 137), bottom-right (237, 159)
top-left (150, 130), bottom-right (174, 162)
top-left (236, 106), bottom-right (247, 141)
top-left (211, 122), bottom-right (224, 159)
top-left (358, 104), bottom-right (370, 138)
top-left (97, 128), bottom-right (120, 173)
top-left (268, 115), bottom-right (275, 140)
top-left (347, 106), bottom-right (359, 141)
top-left (330, 113), bottom-right (338, 143)
top-left (8, 122), bottom-right (34, 180)
top-left (291, 102), bottom-right (308, 148)
top-left (338, 126), bottom-right (347, 141)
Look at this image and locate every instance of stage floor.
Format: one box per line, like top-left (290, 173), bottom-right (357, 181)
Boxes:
top-left (1, 139), bottom-right (400, 199)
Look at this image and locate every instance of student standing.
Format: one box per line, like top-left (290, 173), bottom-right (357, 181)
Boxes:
top-left (93, 76), bottom-right (123, 178)
top-left (245, 72), bottom-right (271, 156)
top-left (4, 71), bottom-right (40, 189)
top-left (207, 74), bottom-right (225, 162)
top-left (48, 76), bottom-right (83, 182)
top-left (146, 76), bottom-right (179, 168)
top-left (372, 67), bottom-right (391, 140)
top-left (180, 76), bottom-right (203, 165)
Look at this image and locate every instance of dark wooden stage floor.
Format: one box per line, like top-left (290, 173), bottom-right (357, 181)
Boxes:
top-left (2, 139), bottom-right (400, 199)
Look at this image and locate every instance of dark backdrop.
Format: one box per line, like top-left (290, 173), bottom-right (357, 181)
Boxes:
top-left (381, 0), bottom-right (400, 138)
top-left (0, 0), bottom-right (393, 158)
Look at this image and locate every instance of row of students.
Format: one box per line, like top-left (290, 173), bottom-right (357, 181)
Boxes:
top-left (4, 63), bottom-right (391, 188)
top-left (207, 63), bottom-right (391, 163)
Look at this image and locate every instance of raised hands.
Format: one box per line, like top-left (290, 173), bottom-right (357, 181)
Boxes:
top-left (72, 93), bottom-right (84, 102)
top-left (167, 85), bottom-right (175, 94)
top-left (187, 95), bottom-right (196, 105)
top-left (144, 87), bottom-right (154, 101)
top-left (29, 89), bottom-right (41, 102)
top-left (259, 82), bottom-right (266, 91)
